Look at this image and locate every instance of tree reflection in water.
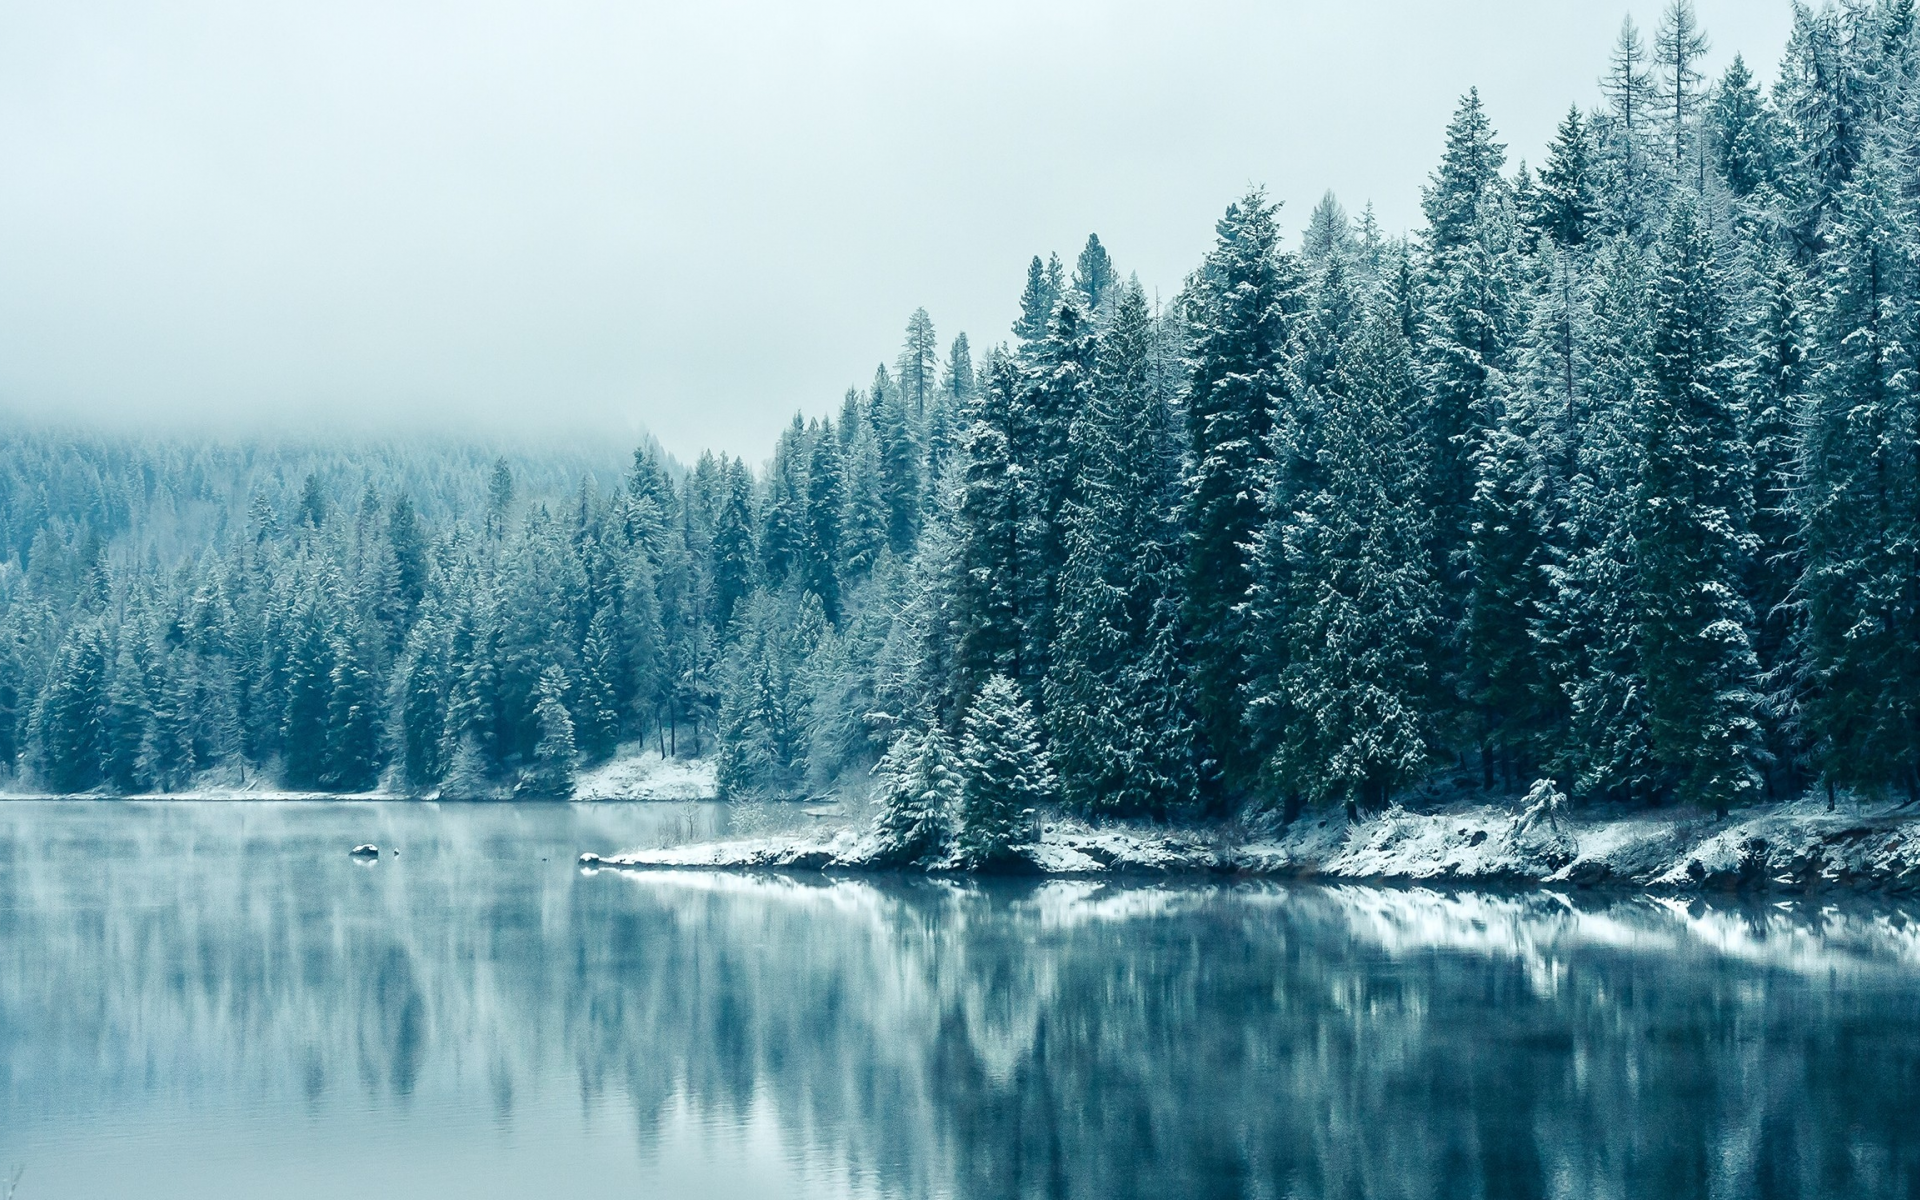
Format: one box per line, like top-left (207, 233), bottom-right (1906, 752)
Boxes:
top-left (1, 801), bottom-right (1916, 1199)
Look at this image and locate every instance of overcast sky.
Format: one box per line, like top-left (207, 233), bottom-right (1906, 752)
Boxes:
top-left (0, 1), bottom-right (1795, 463)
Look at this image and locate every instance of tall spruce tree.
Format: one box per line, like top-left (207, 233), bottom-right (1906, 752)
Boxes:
top-left (523, 665), bottom-right (577, 798)
top-left (1635, 200), bottom-right (1763, 817)
top-left (868, 726), bottom-right (959, 866)
top-left (1045, 282), bottom-right (1199, 817)
top-left (1254, 307), bottom-right (1438, 818)
top-left (1796, 148), bottom-right (1920, 800)
top-left (955, 674), bottom-right (1052, 868)
top-left (1182, 190), bottom-right (1300, 791)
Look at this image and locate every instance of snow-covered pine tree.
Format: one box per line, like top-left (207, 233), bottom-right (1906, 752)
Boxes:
top-left (868, 726), bottom-right (960, 866)
top-left (1738, 248), bottom-right (1811, 793)
top-left (139, 646), bottom-right (197, 791)
top-left (1072, 234), bottom-right (1116, 316)
top-left (1635, 199), bottom-right (1763, 817)
top-left (522, 665), bottom-right (576, 798)
top-left (102, 635), bottom-right (151, 792)
top-left (574, 604), bottom-right (622, 764)
top-left (1019, 291), bottom-right (1099, 691)
top-left (951, 349), bottom-right (1033, 711)
top-left (397, 612), bottom-right (450, 792)
top-left (760, 416), bottom-right (807, 588)
top-left (1045, 281), bottom-right (1199, 818)
top-left (955, 674), bottom-right (1052, 868)
top-left (1708, 55), bottom-right (1778, 201)
top-left (282, 602), bottom-right (335, 789)
top-left (897, 309), bottom-right (940, 426)
top-left (709, 456), bottom-right (757, 631)
top-left (1795, 141), bottom-right (1920, 801)
top-left (838, 403), bottom-right (889, 581)
top-left (1543, 237), bottom-right (1659, 803)
top-left (1598, 16), bottom-right (1657, 241)
top-left (35, 623), bottom-right (109, 792)
top-left (1182, 189), bottom-right (1301, 791)
top-left (1655, 0), bottom-right (1711, 181)
top-left (1535, 106), bottom-right (1596, 251)
top-left (1013, 254), bottom-right (1063, 350)
top-left (800, 418), bottom-right (845, 620)
top-left (1418, 89), bottom-right (1519, 748)
top-left (1259, 305), bottom-right (1439, 820)
top-left (326, 617), bottom-right (382, 792)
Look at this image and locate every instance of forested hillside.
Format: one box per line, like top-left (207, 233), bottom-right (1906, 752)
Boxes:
top-left (2, 1), bottom-right (1916, 824)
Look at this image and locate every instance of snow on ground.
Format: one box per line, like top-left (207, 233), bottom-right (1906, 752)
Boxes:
top-left (571, 750), bottom-right (717, 801)
top-left (1, 747), bottom-right (717, 802)
top-left (583, 795), bottom-right (1920, 895)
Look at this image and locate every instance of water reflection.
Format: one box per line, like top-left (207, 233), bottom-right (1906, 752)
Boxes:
top-left (1, 802), bottom-right (1916, 1200)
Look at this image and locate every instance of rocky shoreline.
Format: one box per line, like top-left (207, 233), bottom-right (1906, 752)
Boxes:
top-left (580, 796), bottom-right (1920, 895)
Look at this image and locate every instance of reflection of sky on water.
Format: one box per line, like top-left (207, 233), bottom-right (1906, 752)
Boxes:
top-left (2, 801), bottom-right (1917, 1199)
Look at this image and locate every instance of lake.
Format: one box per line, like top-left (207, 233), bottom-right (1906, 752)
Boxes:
top-left (1, 801), bottom-right (1916, 1200)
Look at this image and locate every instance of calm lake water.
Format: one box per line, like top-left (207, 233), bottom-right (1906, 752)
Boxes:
top-left (1, 801), bottom-right (1917, 1200)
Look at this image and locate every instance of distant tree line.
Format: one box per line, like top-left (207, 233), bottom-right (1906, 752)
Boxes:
top-left (2, 2), bottom-right (1916, 828)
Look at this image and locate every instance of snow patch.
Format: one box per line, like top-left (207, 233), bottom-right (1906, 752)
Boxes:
top-left (568, 750), bottom-right (718, 801)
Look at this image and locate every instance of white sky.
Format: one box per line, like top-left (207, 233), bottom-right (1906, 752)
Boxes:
top-left (0, 0), bottom-right (1795, 462)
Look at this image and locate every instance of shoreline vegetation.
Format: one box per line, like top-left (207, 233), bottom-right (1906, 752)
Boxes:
top-left (583, 792), bottom-right (1920, 895)
top-left (3, 4), bottom-right (1919, 860)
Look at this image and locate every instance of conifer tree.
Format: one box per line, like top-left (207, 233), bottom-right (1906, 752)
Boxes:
top-left (1796, 148), bottom-right (1920, 799)
top-left (1709, 55), bottom-right (1777, 199)
top-left (950, 351), bottom-right (1032, 711)
top-left (326, 620), bottom-right (382, 791)
top-left (1655, 0), bottom-right (1711, 178)
top-left (1021, 292), bottom-right (1099, 683)
top-left (522, 665), bottom-right (576, 798)
top-left (1013, 254), bottom-right (1063, 348)
top-left (139, 648), bottom-right (197, 791)
top-left (896, 308), bottom-right (939, 425)
top-left (283, 605), bottom-right (335, 788)
top-left (1535, 106), bottom-right (1596, 249)
top-left (102, 637), bottom-right (150, 792)
top-left (1635, 200), bottom-right (1763, 816)
top-left (870, 370), bottom-right (922, 555)
top-left (760, 416), bottom-right (807, 587)
top-left (0, 628), bottom-right (22, 774)
top-left (1419, 91), bottom-right (1518, 740)
top-left (1600, 16), bottom-right (1656, 239)
top-left (868, 726), bottom-right (959, 866)
top-left (1045, 282), bottom-right (1198, 817)
top-left (801, 419), bottom-right (845, 619)
top-left (1182, 190), bottom-right (1300, 790)
top-left (37, 624), bottom-right (109, 792)
top-left (1071, 234), bottom-right (1116, 314)
top-left (1302, 192), bottom-right (1355, 266)
top-left (575, 605), bottom-right (622, 763)
top-left (1255, 309), bottom-right (1438, 818)
top-left (839, 410), bottom-right (889, 580)
top-left (709, 457), bottom-right (756, 630)
top-left (955, 674), bottom-right (1052, 868)
top-left (1740, 250), bottom-right (1811, 789)
top-left (387, 494), bottom-right (429, 633)
top-left (1544, 238), bottom-right (1658, 802)
top-left (397, 614), bottom-right (450, 792)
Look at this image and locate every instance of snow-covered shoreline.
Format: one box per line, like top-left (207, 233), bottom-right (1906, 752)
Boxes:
top-left (581, 797), bottom-right (1920, 895)
top-left (0, 750), bottom-right (719, 803)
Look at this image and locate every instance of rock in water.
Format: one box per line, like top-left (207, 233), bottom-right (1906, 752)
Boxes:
top-left (349, 844), bottom-right (379, 859)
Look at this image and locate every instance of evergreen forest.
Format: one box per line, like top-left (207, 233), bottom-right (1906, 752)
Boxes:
top-left (3, 1), bottom-right (1919, 833)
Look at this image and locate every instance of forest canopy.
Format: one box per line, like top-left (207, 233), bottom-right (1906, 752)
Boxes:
top-left (2, 0), bottom-right (1917, 822)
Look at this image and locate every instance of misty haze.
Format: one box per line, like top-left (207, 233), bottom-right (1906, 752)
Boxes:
top-left (3, 2), bottom-right (1920, 1198)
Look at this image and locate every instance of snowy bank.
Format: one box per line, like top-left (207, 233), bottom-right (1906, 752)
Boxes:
top-left (570, 751), bottom-right (717, 801)
top-left (581, 797), bottom-right (1920, 894)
